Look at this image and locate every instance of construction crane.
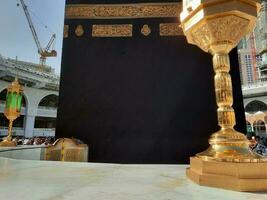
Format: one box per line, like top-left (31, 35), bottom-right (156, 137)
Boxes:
top-left (18, 0), bottom-right (57, 66)
top-left (249, 32), bottom-right (259, 81)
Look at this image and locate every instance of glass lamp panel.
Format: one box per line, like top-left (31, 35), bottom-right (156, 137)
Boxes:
top-left (6, 92), bottom-right (13, 109)
top-left (17, 93), bottom-right (22, 112)
top-left (11, 92), bottom-right (18, 109)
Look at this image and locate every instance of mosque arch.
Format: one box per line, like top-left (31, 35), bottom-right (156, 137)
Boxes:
top-left (34, 116), bottom-right (57, 129)
top-left (253, 120), bottom-right (267, 136)
top-left (37, 94), bottom-right (58, 108)
top-left (245, 100), bottom-right (267, 114)
top-left (34, 94), bottom-right (58, 130)
top-left (246, 121), bottom-right (253, 132)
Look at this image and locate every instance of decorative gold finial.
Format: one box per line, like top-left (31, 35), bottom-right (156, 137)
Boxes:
top-left (64, 25), bottom-right (69, 38)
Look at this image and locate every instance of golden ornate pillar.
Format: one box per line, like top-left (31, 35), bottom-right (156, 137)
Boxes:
top-left (180, 0), bottom-right (267, 191)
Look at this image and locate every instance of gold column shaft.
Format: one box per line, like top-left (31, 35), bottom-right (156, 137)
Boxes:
top-left (7, 120), bottom-right (14, 142)
top-left (197, 53), bottom-right (263, 162)
top-left (213, 53), bottom-right (236, 129)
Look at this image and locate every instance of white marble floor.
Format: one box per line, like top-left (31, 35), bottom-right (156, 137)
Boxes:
top-left (0, 157), bottom-right (266, 200)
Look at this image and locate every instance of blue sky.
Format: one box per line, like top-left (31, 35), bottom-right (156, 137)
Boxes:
top-left (0, 0), bottom-right (65, 75)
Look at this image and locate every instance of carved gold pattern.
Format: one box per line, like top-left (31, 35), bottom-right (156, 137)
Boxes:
top-left (65, 3), bottom-right (181, 19)
top-left (64, 25), bottom-right (69, 38)
top-left (75, 25), bottom-right (84, 37)
top-left (141, 24), bottom-right (151, 36)
top-left (190, 15), bottom-right (250, 53)
top-left (159, 23), bottom-right (183, 36)
top-left (92, 24), bottom-right (133, 37)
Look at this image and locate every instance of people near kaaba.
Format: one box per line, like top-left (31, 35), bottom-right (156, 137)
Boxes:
top-left (249, 136), bottom-right (267, 156)
top-left (0, 136), bottom-right (55, 146)
top-left (0, 136), bottom-right (87, 147)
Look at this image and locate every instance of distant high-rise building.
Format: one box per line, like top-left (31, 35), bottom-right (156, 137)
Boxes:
top-left (255, 0), bottom-right (267, 81)
top-left (238, 35), bottom-right (260, 85)
top-left (238, 0), bottom-right (267, 85)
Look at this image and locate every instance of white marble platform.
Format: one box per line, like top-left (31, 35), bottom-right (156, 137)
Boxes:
top-left (0, 157), bottom-right (266, 200)
top-left (0, 145), bottom-right (46, 160)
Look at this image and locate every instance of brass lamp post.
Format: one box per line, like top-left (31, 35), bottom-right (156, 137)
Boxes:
top-left (0, 78), bottom-right (23, 147)
top-left (180, 0), bottom-right (267, 191)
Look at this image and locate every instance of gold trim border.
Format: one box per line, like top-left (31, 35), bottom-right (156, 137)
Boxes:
top-left (65, 3), bottom-right (181, 19)
top-left (63, 24), bottom-right (185, 38)
top-left (92, 24), bottom-right (133, 37)
top-left (159, 23), bottom-right (183, 36)
top-left (64, 25), bottom-right (69, 38)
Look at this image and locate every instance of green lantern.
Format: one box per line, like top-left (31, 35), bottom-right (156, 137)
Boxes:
top-left (0, 78), bottom-right (23, 147)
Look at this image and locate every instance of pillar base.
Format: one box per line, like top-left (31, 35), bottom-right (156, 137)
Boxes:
top-left (0, 140), bottom-right (17, 147)
top-left (186, 156), bottom-right (267, 192)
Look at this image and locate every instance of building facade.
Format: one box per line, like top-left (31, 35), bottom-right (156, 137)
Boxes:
top-left (239, 0), bottom-right (267, 85)
top-left (0, 54), bottom-right (59, 138)
top-left (238, 1), bottom-right (267, 137)
top-left (243, 82), bottom-right (267, 137)
top-left (255, 0), bottom-right (267, 81)
top-left (238, 33), bottom-right (262, 85)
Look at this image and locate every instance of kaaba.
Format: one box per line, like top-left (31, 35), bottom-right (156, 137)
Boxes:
top-left (56, 0), bottom-right (246, 164)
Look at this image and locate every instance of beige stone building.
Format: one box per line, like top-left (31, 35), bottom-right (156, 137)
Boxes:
top-left (256, 0), bottom-right (267, 81)
top-left (239, 1), bottom-right (267, 136)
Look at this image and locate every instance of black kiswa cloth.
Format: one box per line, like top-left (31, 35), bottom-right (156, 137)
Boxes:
top-left (57, 1), bottom-right (246, 164)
